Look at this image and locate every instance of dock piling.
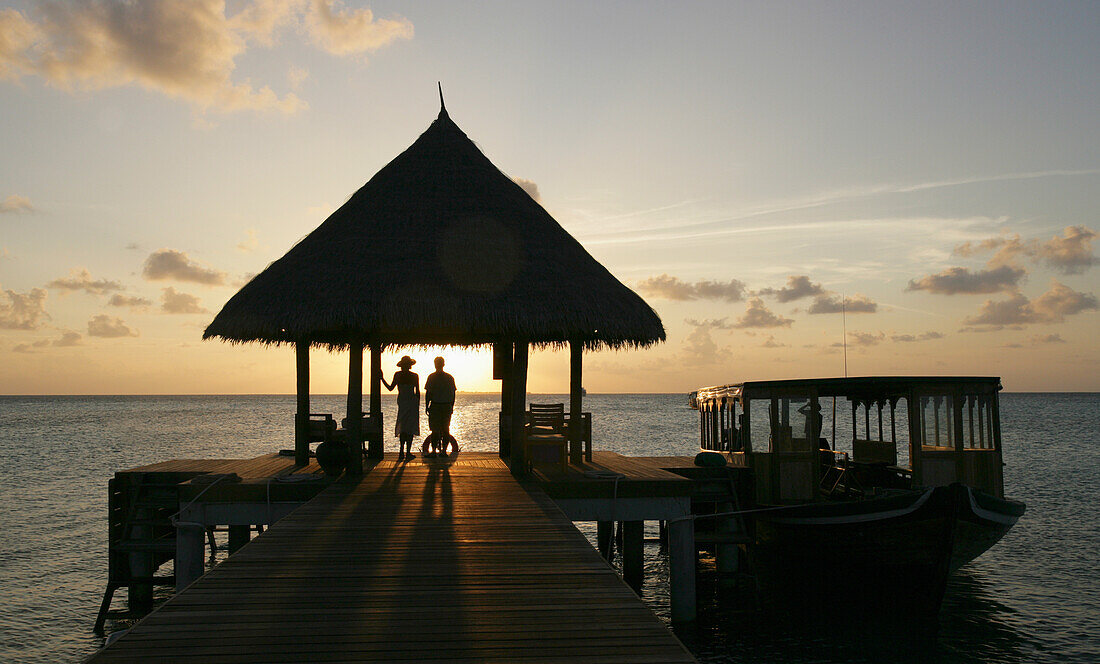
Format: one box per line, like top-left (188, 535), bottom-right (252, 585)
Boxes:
top-left (227, 524), bottom-right (250, 553)
top-left (622, 520), bottom-right (645, 591)
top-left (669, 516), bottom-right (697, 622)
top-left (597, 520), bottom-right (614, 561)
top-left (174, 520), bottom-right (204, 592)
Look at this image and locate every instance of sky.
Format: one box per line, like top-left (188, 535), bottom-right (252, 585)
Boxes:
top-left (1, 1), bottom-right (1098, 394)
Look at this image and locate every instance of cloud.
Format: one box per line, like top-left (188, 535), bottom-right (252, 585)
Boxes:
top-left (954, 226), bottom-right (1096, 275)
top-left (636, 274), bottom-right (746, 302)
top-left (236, 228), bottom-right (264, 253)
top-left (0, 194), bottom-right (34, 213)
top-left (963, 281), bottom-right (1098, 327)
top-left (305, 0), bottom-right (413, 55)
top-left (143, 249), bottom-right (226, 285)
top-left (907, 265), bottom-right (1026, 295)
top-left (953, 232), bottom-right (1029, 268)
top-left (681, 325), bottom-right (730, 366)
top-left (891, 331), bottom-right (945, 342)
top-left (807, 293), bottom-right (877, 314)
top-left (108, 293), bottom-right (152, 309)
top-left (513, 177), bottom-right (541, 203)
top-left (734, 297), bottom-right (793, 328)
top-left (761, 335), bottom-right (788, 348)
top-left (0, 286), bottom-right (48, 329)
top-left (287, 64), bottom-right (308, 90)
top-left (87, 314), bottom-right (137, 338)
top-left (835, 331), bottom-right (885, 347)
top-left (14, 331), bottom-right (81, 351)
top-left (1027, 333), bottom-right (1066, 345)
top-left (12, 338), bottom-right (50, 353)
top-left (228, 0), bottom-right (302, 45)
top-left (0, 1), bottom-right (315, 114)
top-left (1032, 281), bottom-right (1099, 320)
top-left (53, 331), bottom-right (82, 346)
top-left (160, 286), bottom-right (208, 314)
top-left (1036, 226), bottom-right (1097, 274)
top-left (46, 268), bottom-right (122, 294)
top-left (685, 317), bottom-right (733, 330)
top-left (963, 293), bottom-right (1038, 327)
top-left (757, 275), bottom-right (825, 302)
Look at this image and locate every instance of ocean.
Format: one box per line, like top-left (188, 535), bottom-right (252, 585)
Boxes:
top-left (0, 393), bottom-right (1097, 663)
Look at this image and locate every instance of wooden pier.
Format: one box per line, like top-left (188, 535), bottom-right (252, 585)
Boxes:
top-left (90, 453), bottom-right (696, 663)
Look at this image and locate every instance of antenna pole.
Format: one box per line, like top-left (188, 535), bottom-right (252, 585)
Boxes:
top-left (842, 295), bottom-right (848, 378)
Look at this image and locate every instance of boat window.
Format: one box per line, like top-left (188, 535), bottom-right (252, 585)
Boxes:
top-left (895, 398), bottom-right (910, 467)
top-left (919, 394), bottom-right (955, 449)
top-left (963, 394), bottom-right (995, 450)
top-left (722, 398), bottom-right (745, 452)
top-left (769, 396), bottom-right (820, 452)
top-left (747, 399), bottom-right (772, 453)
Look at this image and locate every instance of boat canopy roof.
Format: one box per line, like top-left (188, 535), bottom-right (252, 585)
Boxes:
top-left (694, 376), bottom-right (1002, 404)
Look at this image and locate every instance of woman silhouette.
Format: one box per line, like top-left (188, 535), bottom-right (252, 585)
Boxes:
top-left (380, 356), bottom-right (420, 460)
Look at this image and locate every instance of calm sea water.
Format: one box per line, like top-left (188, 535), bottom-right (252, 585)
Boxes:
top-left (0, 393), bottom-right (1096, 663)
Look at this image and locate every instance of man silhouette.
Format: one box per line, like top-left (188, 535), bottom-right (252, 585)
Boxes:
top-left (423, 356), bottom-right (457, 456)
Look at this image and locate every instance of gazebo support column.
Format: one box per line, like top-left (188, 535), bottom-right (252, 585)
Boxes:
top-left (508, 341), bottom-right (529, 476)
top-left (496, 342), bottom-right (513, 459)
top-left (346, 341), bottom-right (364, 475)
top-left (294, 341), bottom-right (310, 467)
top-left (368, 345), bottom-right (383, 459)
top-left (569, 340), bottom-right (583, 465)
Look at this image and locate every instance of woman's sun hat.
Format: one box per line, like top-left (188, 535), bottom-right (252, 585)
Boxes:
top-left (396, 355), bottom-right (415, 368)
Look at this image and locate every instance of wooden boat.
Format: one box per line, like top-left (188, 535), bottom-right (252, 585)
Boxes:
top-left (691, 376), bottom-right (1025, 613)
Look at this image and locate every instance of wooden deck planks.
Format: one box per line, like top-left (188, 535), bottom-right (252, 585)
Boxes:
top-left (91, 454), bottom-right (695, 663)
top-left (122, 453), bottom-right (325, 478)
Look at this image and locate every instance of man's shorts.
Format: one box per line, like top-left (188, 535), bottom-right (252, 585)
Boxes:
top-left (428, 402), bottom-right (454, 432)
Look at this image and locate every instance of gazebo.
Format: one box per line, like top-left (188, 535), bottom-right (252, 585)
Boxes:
top-left (204, 95), bottom-right (665, 475)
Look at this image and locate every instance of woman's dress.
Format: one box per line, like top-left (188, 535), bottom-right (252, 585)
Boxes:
top-left (394, 375), bottom-right (420, 438)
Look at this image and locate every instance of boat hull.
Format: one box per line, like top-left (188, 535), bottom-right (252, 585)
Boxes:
top-left (746, 484), bottom-right (1024, 613)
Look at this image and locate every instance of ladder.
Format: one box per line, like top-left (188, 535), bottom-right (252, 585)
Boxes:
top-left (94, 473), bottom-right (181, 632)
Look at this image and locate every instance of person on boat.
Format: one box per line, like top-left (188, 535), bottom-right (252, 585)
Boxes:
top-left (799, 400), bottom-right (823, 442)
top-left (380, 356), bottom-right (420, 461)
top-left (424, 356), bottom-right (457, 457)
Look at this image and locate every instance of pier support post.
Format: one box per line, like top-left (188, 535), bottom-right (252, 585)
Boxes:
top-left (597, 520), bottom-right (614, 562)
top-left (668, 517), bottom-right (697, 622)
top-left (716, 506), bottom-right (740, 576)
top-left (127, 505), bottom-right (154, 612)
top-left (175, 522), bottom-right (205, 592)
top-left (622, 520), bottom-right (644, 591)
top-left (228, 524), bottom-right (250, 553)
top-left (497, 343), bottom-right (513, 460)
top-left (368, 345), bottom-right (383, 459)
top-left (508, 341), bottom-right (529, 475)
top-left (346, 341), bottom-right (364, 475)
top-left (569, 340), bottom-right (583, 465)
top-left (294, 341), bottom-right (310, 467)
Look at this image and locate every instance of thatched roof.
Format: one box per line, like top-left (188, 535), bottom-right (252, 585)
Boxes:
top-left (204, 101), bottom-right (665, 350)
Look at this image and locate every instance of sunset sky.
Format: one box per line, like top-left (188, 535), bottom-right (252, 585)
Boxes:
top-left (2, 1), bottom-right (1098, 394)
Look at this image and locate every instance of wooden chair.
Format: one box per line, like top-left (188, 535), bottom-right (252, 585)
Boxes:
top-left (526, 403), bottom-right (568, 473)
top-left (306, 413), bottom-right (337, 445)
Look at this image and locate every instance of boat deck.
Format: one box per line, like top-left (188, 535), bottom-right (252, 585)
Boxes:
top-left (91, 453), bottom-right (696, 663)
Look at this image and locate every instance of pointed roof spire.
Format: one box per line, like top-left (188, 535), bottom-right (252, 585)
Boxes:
top-left (437, 82), bottom-right (448, 119)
